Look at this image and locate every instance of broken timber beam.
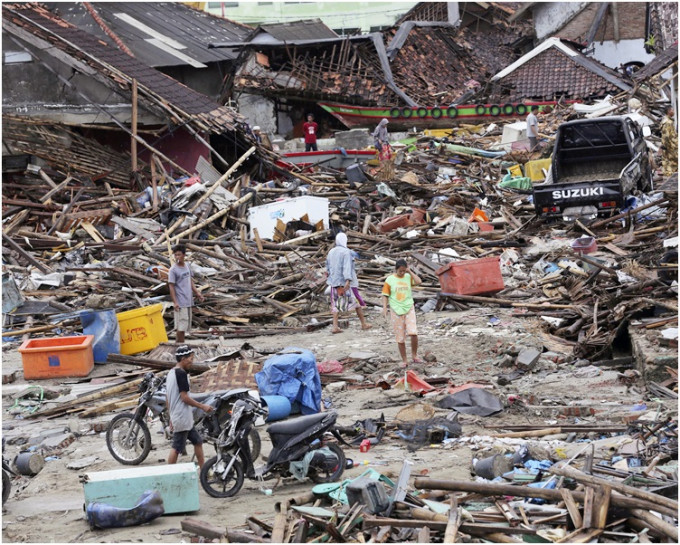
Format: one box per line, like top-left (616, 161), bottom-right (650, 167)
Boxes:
top-left (413, 478), bottom-right (677, 517)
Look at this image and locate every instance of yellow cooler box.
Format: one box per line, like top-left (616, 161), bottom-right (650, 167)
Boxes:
top-left (116, 304), bottom-right (168, 355)
top-left (524, 158), bottom-right (552, 182)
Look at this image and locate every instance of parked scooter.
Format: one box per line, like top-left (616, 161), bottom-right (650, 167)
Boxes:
top-left (106, 372), bottom-right (260, 465)
top-left (201, 398), bottom-right (345, 498)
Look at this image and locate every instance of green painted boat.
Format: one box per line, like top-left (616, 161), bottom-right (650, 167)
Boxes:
top-left (319, 101), bottom-right (561, 130)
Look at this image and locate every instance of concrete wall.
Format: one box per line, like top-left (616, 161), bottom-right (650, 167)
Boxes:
top-left (590, 39), bottom-right (656, 70)
top-left (237, 92), bottom-right (277, 134)
top-left (532, 2), bottom-right (588, 41)
top-left (205, 1), bottom-right (417, 34)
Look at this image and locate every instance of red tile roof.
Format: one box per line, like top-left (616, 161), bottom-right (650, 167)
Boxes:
top-left (492, 47), bottom-right (625, 102)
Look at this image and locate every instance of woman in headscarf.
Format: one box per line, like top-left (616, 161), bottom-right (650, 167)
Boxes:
top-left (326, 232), bottom-right (371, 334)
top-left (373, 118), bottom-right (390, 152)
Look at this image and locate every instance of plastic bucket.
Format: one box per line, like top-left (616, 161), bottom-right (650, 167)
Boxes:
top-left (81, 310), bottom-right (121, 364)
top-left (474, 454), bottom-right (513, 480)
top-left (260, 395), bottom-right (292, 422)
top-left (14, 452), bottom-right (45, 476)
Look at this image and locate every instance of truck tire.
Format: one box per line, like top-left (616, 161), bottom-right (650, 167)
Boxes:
top-left (446, 106), bottom-right (458, 118)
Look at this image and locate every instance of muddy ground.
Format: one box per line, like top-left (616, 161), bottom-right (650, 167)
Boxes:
top-left (1, 306), bottom-right (639, 543)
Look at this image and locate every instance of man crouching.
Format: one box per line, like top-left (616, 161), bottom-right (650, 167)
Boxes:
top-left (166, 345), bottom-right (214, 468)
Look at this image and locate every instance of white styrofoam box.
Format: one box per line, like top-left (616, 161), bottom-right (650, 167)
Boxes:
top-left (248, 196), bottom-right (329, 240)
top-left (501, 122), bottom-right (527, 144)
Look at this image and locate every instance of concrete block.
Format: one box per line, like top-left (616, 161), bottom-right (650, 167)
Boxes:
top-left (325, 381), bottom-right (347, 393)
top-left (335, 128), bottom-right (372, 150)
top-left (628, 326), bottom-right (677, 383)
top-left (29, 428), bottom-right (70, 447)
top-left (40, 432), bottom-right (76, 452)
top-left (516, 347), bottom-right (541, 370)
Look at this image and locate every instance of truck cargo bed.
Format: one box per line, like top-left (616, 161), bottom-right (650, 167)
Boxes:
top-left (558, 158), bottom-right (629, 184)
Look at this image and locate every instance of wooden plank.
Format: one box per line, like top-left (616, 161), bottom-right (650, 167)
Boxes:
top-left (443, 494), bottom-right (460, 543)
top-left (559, 488), bottom-right (583, 528)
top-left (581, 486), bottom-right (594, 529)
top-left (181, 517), bottom-right (226, 540)
top-left (131, 78), bottom-right (138, 171)
top-left (271, 501), bottom-right (287, 543)
top-left (592, 484), bottom-right (611, 530)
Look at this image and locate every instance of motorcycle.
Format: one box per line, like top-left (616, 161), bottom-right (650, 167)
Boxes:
top-left (200, 398), bottom-right (346, 498)
top-left (106, 372), bottom-right (260, 465)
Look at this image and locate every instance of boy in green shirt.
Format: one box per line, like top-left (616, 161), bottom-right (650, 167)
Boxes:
top-left (382, 259), bottom-right (423, 367)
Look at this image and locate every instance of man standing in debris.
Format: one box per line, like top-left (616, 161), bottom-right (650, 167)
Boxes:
top-left (373, 118), bottom-right (390, 152)
top-left (303, 113), bottom-right (319, 152)
top-left (526, 105), bottom-right (540, 151)
top-left (382, 259), bottom-right (423, 368)
top-left (168, 244), bottom-right (204, 344)
top-left (326, 232), bottom-right (372, 334)
top-left (167, 345), bottom-right (214, 469)
top-left (660, 106), bottom-right (677, 177)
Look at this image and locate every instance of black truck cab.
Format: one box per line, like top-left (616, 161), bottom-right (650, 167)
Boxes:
top-left (533, 116), bottom-right (652, 221)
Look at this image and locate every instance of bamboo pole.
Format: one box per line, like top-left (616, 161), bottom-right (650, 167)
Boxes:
top-left (549, 463), bottom-right (678, 512)
top-left (131, 78), bottom-right (138, 171)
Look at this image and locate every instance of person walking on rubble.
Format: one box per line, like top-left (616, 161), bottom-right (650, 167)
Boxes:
top-left (168, 244), bottom-right (204, 343)
top-left (526, 105), bottom-right (540, 151)
top-left (166, 345), bottom-right (214, 468)
top-left (303, 113), bottom-right (319, 152)
top-left (382, 259), bottom-right (423, 368)
top-left (326, 232), bottom-right (372, 334)
top-left (660, 106), bottom-right (678, 177)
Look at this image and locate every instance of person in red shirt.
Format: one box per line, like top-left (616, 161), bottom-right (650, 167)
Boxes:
top-left (303, 114), bottom-right (319, 151)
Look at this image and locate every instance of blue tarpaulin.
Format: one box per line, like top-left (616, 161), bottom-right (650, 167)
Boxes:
top-left (255, 348), bottom-right (322, 415)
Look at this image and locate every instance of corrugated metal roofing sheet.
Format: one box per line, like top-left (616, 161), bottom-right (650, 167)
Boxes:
top-left (43, 2), bottom-right (252, 67)
top-left (256, 19), bottom-right (338, 42)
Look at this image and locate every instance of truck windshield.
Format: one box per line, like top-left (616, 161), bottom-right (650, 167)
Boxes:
top-left (560, 122), bottom-right (627, 148)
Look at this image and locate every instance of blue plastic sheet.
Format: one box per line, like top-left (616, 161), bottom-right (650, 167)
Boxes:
top-left (255, 348), bottom-right (322, 415)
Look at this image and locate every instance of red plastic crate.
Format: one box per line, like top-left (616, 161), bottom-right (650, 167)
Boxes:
top-left (436, 257), bottom-right (504, 295)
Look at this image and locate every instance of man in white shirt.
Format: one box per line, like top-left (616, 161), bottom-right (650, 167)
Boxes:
top-left (526, 105), bottom-right (540, 151)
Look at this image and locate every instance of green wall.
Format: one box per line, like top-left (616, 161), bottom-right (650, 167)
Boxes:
top-left (205, 1), bottom-right (418, 34)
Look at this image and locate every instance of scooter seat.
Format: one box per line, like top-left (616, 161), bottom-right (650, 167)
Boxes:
top-left (267, 412), bottom-right (328, 436)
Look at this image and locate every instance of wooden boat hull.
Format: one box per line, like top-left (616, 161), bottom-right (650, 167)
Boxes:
top-left (319, 101), bottom-right (562, 130)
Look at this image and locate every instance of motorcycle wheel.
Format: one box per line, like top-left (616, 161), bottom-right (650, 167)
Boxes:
top-left (2, 468), bottom-right (10, 505)
top-left (248, 429), bottom-right (262, 461)
top-left (309, 443), bottom-right (346, 484)
top-left (106, 412), bottom-right (152, 465)
top-left (200, 455), bottom-right (244, 498)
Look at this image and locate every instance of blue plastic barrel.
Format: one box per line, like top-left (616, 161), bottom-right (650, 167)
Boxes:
top-left (80, 310), bottom-right (121, 364)
top-left (261, 395), bottom-right (292, 422)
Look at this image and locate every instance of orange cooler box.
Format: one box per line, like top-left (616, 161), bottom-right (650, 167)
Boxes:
top-left (436, 257), bottom-right (504, 295)
top-left (18, 335), bottom-right (94, 379)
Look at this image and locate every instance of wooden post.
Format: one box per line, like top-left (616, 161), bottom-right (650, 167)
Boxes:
top-left (131, 78), bottom-right (138, 172)
top-left (150, 154), bottom-right (158, 212)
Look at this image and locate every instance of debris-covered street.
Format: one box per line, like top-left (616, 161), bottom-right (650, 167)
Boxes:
top-left (2, 2), bottom-right (678, 543)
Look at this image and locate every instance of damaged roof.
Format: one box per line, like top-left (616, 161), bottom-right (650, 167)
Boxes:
top-left (490, 37), bottom-right (631, 102)
top-left (633, 43), bottom-right (679, 82)
top-left (249, 19), bottom-right (338, 43)
top-left (42, 2), bottom-right (252, 68)
top-left (2, 3), bottom-right (244, 133)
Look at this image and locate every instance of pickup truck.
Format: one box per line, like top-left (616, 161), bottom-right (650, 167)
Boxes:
top-left (533, 116), bottom-right (652, 221)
